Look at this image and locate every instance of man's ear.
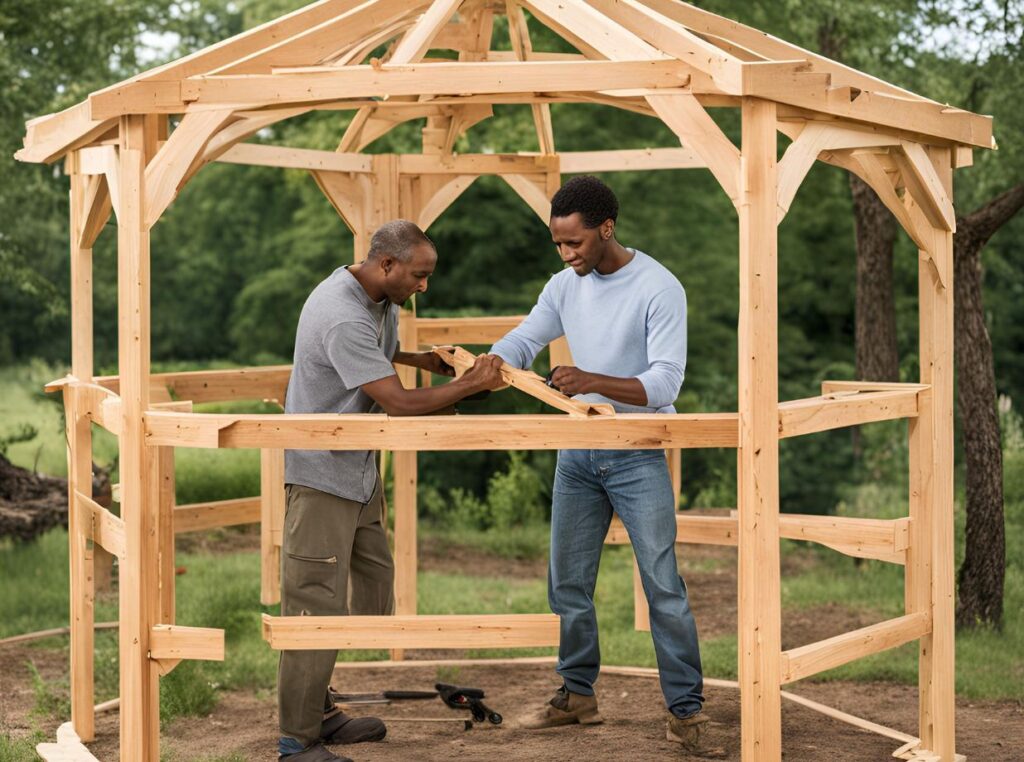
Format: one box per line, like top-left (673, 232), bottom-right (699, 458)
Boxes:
top-left (601, 220), bottom-right (615, 241)
top-left (379, 255), bottom-right (394, 275)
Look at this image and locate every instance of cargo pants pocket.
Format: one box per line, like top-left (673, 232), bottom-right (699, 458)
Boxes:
top-left (284, 553), bottom-right (339, 600)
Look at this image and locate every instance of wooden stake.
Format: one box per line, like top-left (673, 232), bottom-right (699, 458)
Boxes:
top-left (260, 449), bottom-right (285, 606)
top-left (736, 97), bottom-right (782, 760)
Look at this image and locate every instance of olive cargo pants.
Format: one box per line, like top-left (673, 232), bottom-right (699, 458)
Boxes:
top-left (278, 482), bottom-right (395, 747)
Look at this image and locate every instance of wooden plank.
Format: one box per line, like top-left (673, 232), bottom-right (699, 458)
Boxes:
top-left (913, 148), bottom-right (956, 759)
top-left (777, 389), bottom-right (919, 439)
top-left (416, 315), bottom-right (525, 345)
top-left (62, 378), bottom-right (95, 742)
top-left (507, 2), bottom-right (555, 153)
top-left (149, 625), bottom-right (225, 662)
top-left (78, 174), bottom-right (113, 250)
top-left (846, 150), bottom-right (931, 251)
top-left (389, 0), bottom-right (464, 64)
top-left (36, 722), bottom-right (102, 762)
top-left (523, 0), bottom-right (663, 61)
top-left (167, 60), bottom-right (692, 112)
top-left (393, 308), bottom-right (418, 660)
top-left (173, 497), bottom-right (261, 533)
top-left (116, 113), bottom-right (161, 761)
top-left (260, 449), bottom-right (285, 606)
top-left (155, 447), bottom-right (176, 626)
top-left (262, 613), bottom-right (560, 650)
top-left (434, 345), bottom-right (614, 417)
top-left (75, 483), bottom-right (127, 561)
top-left (820, 380), bottom-right (929, 395)
top-left (218, 142), bottom-right (373, 172)
top-left (895, 141), bottom-right (956, 232)
top-left (397, 152), bottom-right (557, 175)
top-left (736, 96), bottom-right (782, 759)
top-left (780, 612), bottom-right (930, 684)
top-left (558, 147), bottom-right (704, 172)
top-left (96, 365), bottom-right (292, 404)
top-left (145, 410), bottom-right (741, 450)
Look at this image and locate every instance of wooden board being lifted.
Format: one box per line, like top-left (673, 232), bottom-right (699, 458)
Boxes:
top-left (433, 345), bottom-right (615, 418)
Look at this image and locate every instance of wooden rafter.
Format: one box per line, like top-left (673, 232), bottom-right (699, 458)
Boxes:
top-left (507, 2), bottom-right (555, 153)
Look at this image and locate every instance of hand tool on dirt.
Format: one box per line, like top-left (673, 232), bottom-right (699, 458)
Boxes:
top-left (329, 688), bottom-right (438, 706)
top-left (436, 683), bottom-right (503, 725)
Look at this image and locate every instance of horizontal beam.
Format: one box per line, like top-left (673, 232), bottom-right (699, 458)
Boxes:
top-left (777, 389), bottom-right (919, 439)
top-left (415, 316), bottom-right (525, 345)
top-left (820, 380), bottom-right (929, 395)
top-left (173, 497), bottom-right (261, 533)
top-left (396, 153), bottom-right (558, 175)
top-left (91, 61), bottom-right (693, 117)
top-left (97, 365), bottom-right (291, 405)
top-left (76, 490), bottom-right (126, 560)
top-left (780, 612), bottom-right (930, 684)
top-left (558, 147), bottom-right (705, 173)
top-left (261, 613), bottom-right (560, 650)
top-left (217, 142), bottom-right (373, 172)
top-left (149, 624), bottom-right (225, 662)
top-left (145, 411), bottom-right (740, 450)
top-left (605, 513), bottom-right (909, 564)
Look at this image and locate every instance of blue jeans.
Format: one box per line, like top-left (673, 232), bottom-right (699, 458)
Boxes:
top-left (549, 449), bottom-right (704, 718)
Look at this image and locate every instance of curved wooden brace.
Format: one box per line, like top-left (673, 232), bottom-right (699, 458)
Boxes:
top-left (417, 174), bottom-right (478, 229)
top-left (501, 173), bottom-right (552, 222)
top-left (647, 92), bottom-right (740, 203)
top-left (313, 170), bottom-right (373, 233)
top-left (776, 123), bottom-right (901, 222)
top-left (894, 140), bottom-right (956, 232)
top-left (144, 108), bottom-right (236, 228)
top-left (79, 174), bottom-right (113, 250)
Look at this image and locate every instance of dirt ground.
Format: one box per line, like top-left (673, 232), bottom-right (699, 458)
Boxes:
top-left (3, 537), bottom-right (1022, 760)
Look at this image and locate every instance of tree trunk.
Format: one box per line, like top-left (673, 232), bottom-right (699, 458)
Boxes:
top-left (850, 174), bottom-right (899, 382)
top-left (953, 183), bottom-right (1024, 629)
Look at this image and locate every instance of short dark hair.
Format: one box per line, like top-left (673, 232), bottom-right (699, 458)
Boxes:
top-left (367, 219), bottom-right (435, 262)
top-left (550, 176), bottom-right (619, 228)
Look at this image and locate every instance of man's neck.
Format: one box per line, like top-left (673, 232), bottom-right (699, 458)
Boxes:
top-left (595, 241), bottom-right (633, 275)
top-left (348, 262), bottom-right (386, 302)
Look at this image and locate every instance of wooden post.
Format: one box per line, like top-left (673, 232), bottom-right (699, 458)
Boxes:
top-left (736, 97), bottom-right (782, 760)
top-left (391, 307), bottom-right (418, 660)
top-left (910, 148), bottom-right (956, 760)
top-left (260, 449), bottom-right (286, 605)
top-left (65, 158), bottom-right (97, 742)
top-left (117, 113), bottom-right (160, 761)
top-left (156, 446), bottom-right (175, 625)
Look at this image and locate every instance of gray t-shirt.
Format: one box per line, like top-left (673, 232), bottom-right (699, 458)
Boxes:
top-left (284, 266), bottom-right (398, 502)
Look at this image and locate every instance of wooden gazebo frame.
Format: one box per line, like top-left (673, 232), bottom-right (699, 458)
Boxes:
top-left (19, 1), bottom-right (992, 760)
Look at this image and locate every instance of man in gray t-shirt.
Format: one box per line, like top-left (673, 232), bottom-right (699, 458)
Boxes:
top-left (278, 220), bottom-right (502, 762)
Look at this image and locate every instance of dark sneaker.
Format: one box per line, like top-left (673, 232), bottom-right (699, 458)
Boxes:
top-left (666, 710), bottom-right (710, 751)
top-left (279, 741), bottom-right (352, 762)
top-left (320, 709), bottom-right (387, 745)
top-left (518, 685), bottom-right (603, 729)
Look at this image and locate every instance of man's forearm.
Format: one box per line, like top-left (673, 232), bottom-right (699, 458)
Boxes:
top-left (393, 350), bottom-right (425, 369)
top-left (586, 374), bottom-right (648, 407)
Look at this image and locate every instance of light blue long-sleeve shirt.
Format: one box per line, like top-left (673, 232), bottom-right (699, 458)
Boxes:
top-left (491, 249), bottom-right (686, 414)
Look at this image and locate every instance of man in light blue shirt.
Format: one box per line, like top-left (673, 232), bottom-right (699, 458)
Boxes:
top-left (492, 176), bottom-right (707, 749)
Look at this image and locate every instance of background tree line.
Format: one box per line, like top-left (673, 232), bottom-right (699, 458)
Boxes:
top-left (1, 0), bottom-right (1020, 626)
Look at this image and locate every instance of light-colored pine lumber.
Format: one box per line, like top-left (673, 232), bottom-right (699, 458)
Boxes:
top-left (736, 96), bottom-right (782, 759)
top-left (434, 345), bottom-right (615, 417)
top-left (506, 2), bottom-right (555, 153)
top-left (389, 0), bottom-right (464, 65)
top-left (145, 410), bottom-right (739, 450)
top-left (260, 448), bottom-right (285, 606)
top-left (397, 152), bottom-right (557, 174)
top-left (777, 388), bottom-right (919, 439)
top-left (154, 447), bottom-right (175, 626)
top-left (148, 625), bottom-right (225, 662)
top-left (262, 613), bottom-right (560, 650)
top-left (173, 496), bottom-right (261, 533)
top-left (36, 722), bottom-right (102, 762)
top-left (166, 60), bottom-right (693, 111)
top-left (820, 380), bottom-right (929, 395)
top-left (500, 173), bottom-right (552, 222)
top-left (218, 142), bottom-right (373, 172)
top-left (780, 612), bottom-right (930, 684)
top-left (895, 141), bottom-right (956, 232)
top-left (558, 147), bottom-right (704, 172)
top-left (116, 113), bottom-right (161, 761)
top-left (75, 490), bottom-right (126, 560)
top-left (846, 150), bottom-right (931, 252)
top-left (415, 316), bottom-right (525, 345)
top-left (392, 309), bottom-right (419, 661)
top-left (96, 365), bottom-right (292, 404)
top-left (79, 174), bottom-right (113, 250)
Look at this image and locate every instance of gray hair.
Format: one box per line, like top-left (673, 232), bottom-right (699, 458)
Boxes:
top-left (367, 219), bottom-right (435, 262)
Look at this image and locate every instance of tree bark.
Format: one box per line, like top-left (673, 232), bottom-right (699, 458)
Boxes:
top-left (850, 174), bottom-right (899, 382)
top-left (953, 183), bottom-right (1024, 629)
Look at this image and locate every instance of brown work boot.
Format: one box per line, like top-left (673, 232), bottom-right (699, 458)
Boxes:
top-left (518, 685), bottom-right (603, 729)
top-left (666, 710), bottom-right (710, 751)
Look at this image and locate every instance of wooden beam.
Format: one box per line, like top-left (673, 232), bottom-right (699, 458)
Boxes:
top-left (559, 147), bottom-right (704, 172)
top-left (79, 174), bottom-right (113, 250)
top-left (820, 380), bottom-right (929, 395)
top-left (397, 152), bottom-right (557, 175)
top-left (844, 150), bottom-right (931, 252)
top-left (97, 365), bottom-right (292, 405)
top-left (434, 345), bottom-right (613, 417)
top-left (145, 410), bottom-right (740, 450)
top-left (780, 612), bottom-right (930, 684)
top-left (261, 613), bottom-right (560, 650)
top-left (895, 141), bottom-right (956, 232)
top-left (149, 624), bottom-right (225, 662)
top-left (98, 60), bottom-right (694, 115)
top-left (260, 449), bottom-right (286, 606)
top-left (389, 0), bottom-right (464, 64)
top-left (416, 315), bottom-right (525, 345)
top-left (507, 2), bottom-right (555, 153)
top-left (17, 102), bottom-right (116, 165)
top-left (218, 142), bottom-right (372, 172)
top-left (145, 109), bottom-right (236, 228)
top-left (647, 93), bottom-right (740, 203)
top-left (777, 389), bottom-right (919, 439)
top-left (173, 496), bottom-right (261, 533)
top-left (736, 96), bottom-right (782, 759)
